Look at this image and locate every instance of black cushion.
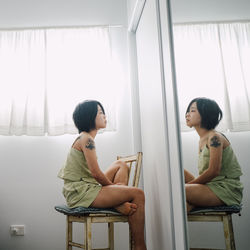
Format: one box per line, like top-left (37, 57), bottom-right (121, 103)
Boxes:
top-left (189, 204), bottom-right (242, 215)
top-left (55, 204), bottom-right (121, 216)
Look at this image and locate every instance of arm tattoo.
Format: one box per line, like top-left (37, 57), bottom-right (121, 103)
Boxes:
top-left (85, 138), bottom-right (95, 150)
top-left (210, 136), bottom-right (221, 148)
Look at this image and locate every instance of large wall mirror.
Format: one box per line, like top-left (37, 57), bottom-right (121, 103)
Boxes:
top-left (170, 0), bottom-right (250, 249)
top-left (129, 0), bottom-right (188, 249)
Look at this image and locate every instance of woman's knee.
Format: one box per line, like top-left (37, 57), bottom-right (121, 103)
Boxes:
top-left (115, 160), bottom-right (129, 171)
top-left (185, 184), bottom-right (207, 203)
top-left (185, 184), bottom-right (194, 200)
top-left (185, 184), bottom-right (189, 191)
top-left (184, 169), bottom-right (195, 183)
top-left (132, 187), bottom-right (145, 203)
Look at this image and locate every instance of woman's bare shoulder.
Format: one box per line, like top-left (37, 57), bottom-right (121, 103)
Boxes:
top-left (79, 133), bottom-right (96, 150)
top-left (207, 131), bottom-right (228, 148)
top-left (79, 132), bottom-right (91, 141)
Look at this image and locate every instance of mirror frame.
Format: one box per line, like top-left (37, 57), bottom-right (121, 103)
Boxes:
top-left (128, 0), bottom-right (146, 32)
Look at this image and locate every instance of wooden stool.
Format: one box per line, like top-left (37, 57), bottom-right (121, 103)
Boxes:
top-left (188, 205), bottom-right (242, 250)
top-left (55, 152), bottom-right (143, 250)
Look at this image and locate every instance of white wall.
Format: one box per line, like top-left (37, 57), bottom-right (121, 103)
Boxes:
top-left (0, 1), bottom-right (134, 250)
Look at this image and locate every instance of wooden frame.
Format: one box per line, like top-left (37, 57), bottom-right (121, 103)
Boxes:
top-left (65, 152), bottom-right (143, 250)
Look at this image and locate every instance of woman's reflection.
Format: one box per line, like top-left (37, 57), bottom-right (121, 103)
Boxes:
top-left (184, 97), bottom-right (243, 212)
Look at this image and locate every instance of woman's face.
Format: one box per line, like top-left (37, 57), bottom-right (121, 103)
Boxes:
top-left (95, 105), bottom-right (107, 130)
top-left (185, 102), bottom-right (201, 128)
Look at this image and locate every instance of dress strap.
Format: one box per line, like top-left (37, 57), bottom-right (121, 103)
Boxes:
top-left (72, 135), bottom-right (81, 147)
top-left (219, 132), bottom-right (230, 143)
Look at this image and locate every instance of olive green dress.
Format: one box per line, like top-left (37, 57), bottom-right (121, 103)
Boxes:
top-left (199, 145), bottom-right (243, 205)
top-left (58, 148), bottom-right (102, 208)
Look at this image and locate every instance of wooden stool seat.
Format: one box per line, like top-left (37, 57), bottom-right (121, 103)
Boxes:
top-left (55, 205), bottom-right (127, 250)
top-left (55, 152), bottom-right (143, 250)
top-left (188, 205), bottom-right (242, 250)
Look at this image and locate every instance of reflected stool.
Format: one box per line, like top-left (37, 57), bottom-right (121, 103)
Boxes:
top-left (188, 205), bottom-right (242, 250)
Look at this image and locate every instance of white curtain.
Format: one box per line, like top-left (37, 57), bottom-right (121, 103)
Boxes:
top-left (173, 22), bottom-right (250, 132)
top-left (0, 27), bottom-right (117, 135)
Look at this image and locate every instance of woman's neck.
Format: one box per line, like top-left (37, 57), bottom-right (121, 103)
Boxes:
top-left (195, 126), bottom-right (212, 139)
top-left (89, 129), bottom-right (98, 139)
top-left (80, 129), bottom-right (98, 139)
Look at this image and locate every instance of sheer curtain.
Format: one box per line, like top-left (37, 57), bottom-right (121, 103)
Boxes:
top-left (173, 22), bottom-right (250, 132)
top-left (0, 27), bottom-right (117, 135)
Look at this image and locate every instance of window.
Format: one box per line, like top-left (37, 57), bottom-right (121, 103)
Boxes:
top-left (0, 27), bottom-right (117, 135)
top-left (173, 22), bottom-right (250, 132)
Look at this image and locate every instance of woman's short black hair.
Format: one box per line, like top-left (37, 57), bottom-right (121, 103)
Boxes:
top-left (73, 100), bottom-right (105, 133)
top-left (186, 97), bottom-right (223, 130)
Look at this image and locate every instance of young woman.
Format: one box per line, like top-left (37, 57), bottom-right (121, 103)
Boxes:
top-left (58, 100), bottom-right (147, 250)
top-left (184, 97), bottom-right (243, 212)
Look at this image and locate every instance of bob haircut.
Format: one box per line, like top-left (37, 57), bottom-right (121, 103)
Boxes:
top-left (73, 100), bottom-right (105, 133)
top-left (186, 97), bottom-right (223, 130)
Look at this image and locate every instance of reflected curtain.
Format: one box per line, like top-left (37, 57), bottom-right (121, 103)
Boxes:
top-left (173, 22), bottom-right (250, 132)
top-left (0, 27), bottom-right (117, 135)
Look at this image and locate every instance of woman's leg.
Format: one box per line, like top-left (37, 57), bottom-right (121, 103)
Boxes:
top-left (104, 160), bottom-right (130, 185)
top-left (91, 185), bottom-right (146, 250)
top-left (184, 169), bottom-right (196, 212)
top-left (104, 161), bottom-right (137, 214)
top-left (185, 183), bottom-right (224, 212)
top-left (184, 169), bottom-right (195, 183)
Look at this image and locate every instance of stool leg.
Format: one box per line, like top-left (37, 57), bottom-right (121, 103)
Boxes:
top-left (108, 222), bottom-right (114, 250)
top-left (85, 217), bottom-right (92, 250)
top-left (66, 216), bottom-right (72, 250)
top-left (223, 214), bottom-right (236, 250)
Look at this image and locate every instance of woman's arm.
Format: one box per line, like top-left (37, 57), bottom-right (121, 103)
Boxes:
top-left (188, 133), bottom-right (223, 184)
top-left (80, 135), bottom-right (113, 186)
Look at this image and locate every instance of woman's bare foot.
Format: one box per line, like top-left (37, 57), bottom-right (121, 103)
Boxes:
top-left (115, 202), bottom-right (137, 215)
